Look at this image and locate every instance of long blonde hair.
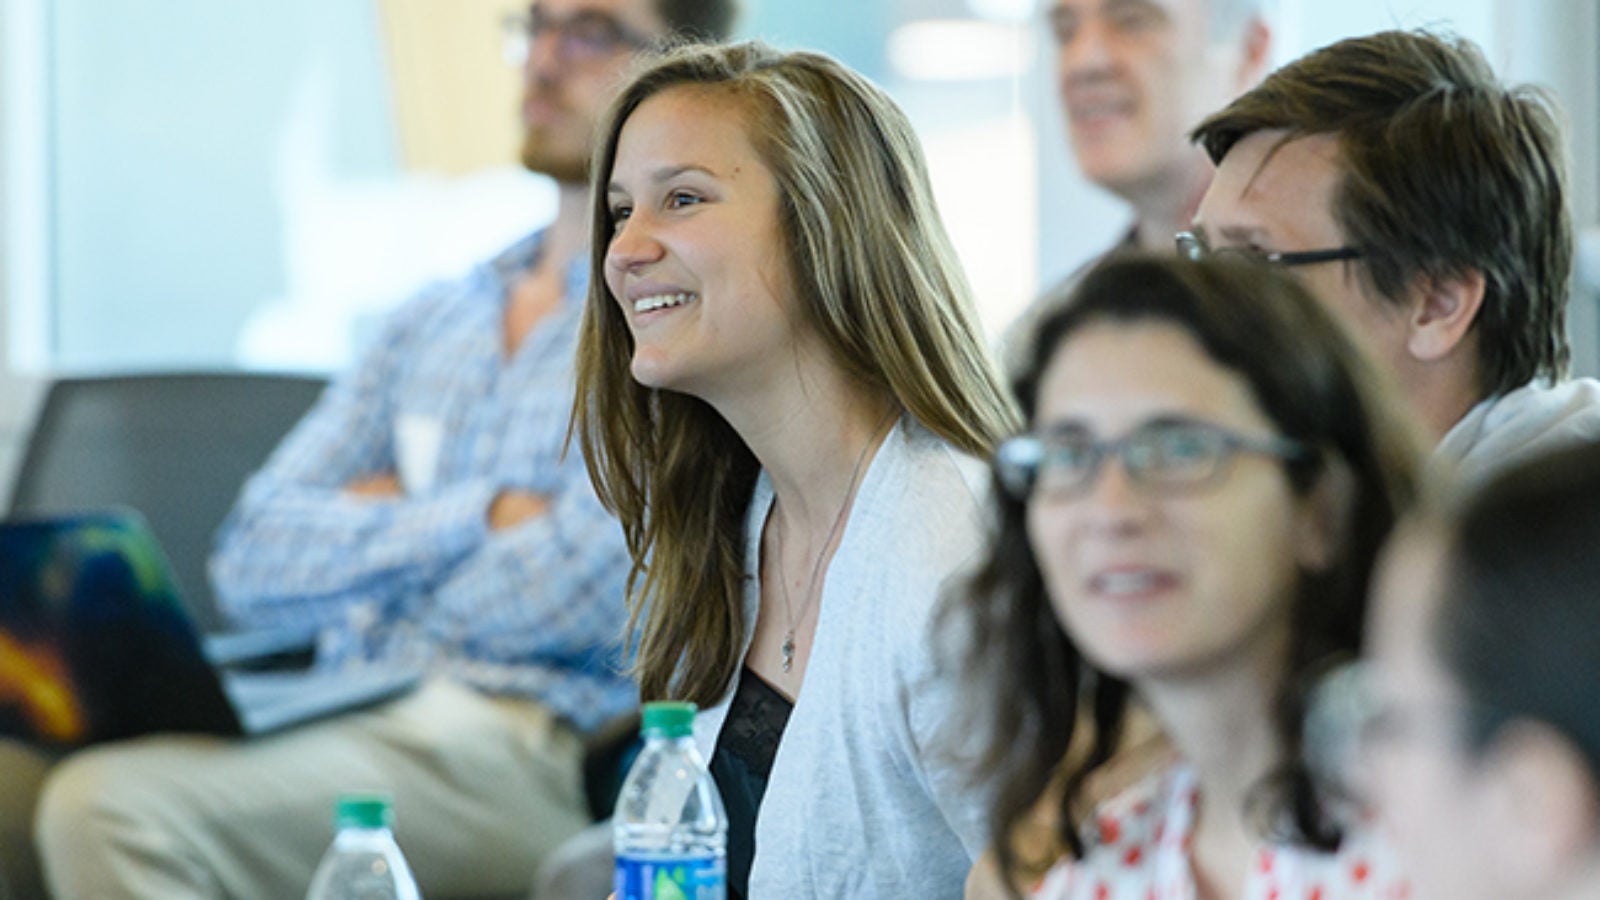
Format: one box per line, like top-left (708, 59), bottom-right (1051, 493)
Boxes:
top-left (573, 41), bottom-right (1018, 706)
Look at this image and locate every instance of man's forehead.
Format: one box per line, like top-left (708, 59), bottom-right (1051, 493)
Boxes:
top-left (533, 0), bottom-right (663, 31)
top-left (1049, 0), bottom-right (1211, 24)
top-left (1371, 520), bottom-right (1450, 659)
top-left (1050, 0), bottom-right (1189, 12)
top-left (1199, 131), bottom-right (1345, 236)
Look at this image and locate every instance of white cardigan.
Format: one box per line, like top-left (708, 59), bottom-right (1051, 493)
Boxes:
top-left (692, 416), bottom-right (992, 898)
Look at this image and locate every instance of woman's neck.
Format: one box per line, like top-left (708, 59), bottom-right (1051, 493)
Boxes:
top-left (1144, 679), bottom-right (1277, 809)
top-left (713, 345), bottom-right (897, 536)
top-left (1137, 643), bottom-right (1286, 894)
top-left (761, 393), bottom-right (897, 539)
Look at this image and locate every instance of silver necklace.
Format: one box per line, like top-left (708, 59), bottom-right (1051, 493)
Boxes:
top-left (772, 410), bottom-right (895, 674)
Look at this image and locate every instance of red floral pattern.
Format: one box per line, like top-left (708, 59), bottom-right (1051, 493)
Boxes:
top-left (1030, 764), bottom-right (1409, 900)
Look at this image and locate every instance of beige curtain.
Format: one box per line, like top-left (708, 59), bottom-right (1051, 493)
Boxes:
top-left (376, 0), bottom-right (527, 174)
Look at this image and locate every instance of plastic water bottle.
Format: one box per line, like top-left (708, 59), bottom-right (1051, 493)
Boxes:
top-left (305, 794), bottom-right (422, 900)
top-left (613, 701), bottom-right (728, 900)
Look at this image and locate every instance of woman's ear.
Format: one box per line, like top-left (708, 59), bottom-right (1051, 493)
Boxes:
top-left (1295, 458), bottom-right (1354, 572)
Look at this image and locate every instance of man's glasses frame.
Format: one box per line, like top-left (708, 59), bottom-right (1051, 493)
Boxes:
top-left (1176, 230), bottom-right (1364, 269)
top-left (1302, 659), bottom-right (1509, 808)
top-left (501, 5), bottom-right (656, 66)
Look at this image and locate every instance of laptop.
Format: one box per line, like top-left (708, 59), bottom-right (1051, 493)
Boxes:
top-left (0, 509), bottom-right (421, 747)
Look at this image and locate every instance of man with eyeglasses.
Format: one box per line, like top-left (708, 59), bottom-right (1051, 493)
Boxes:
top-left (1189, 29), bottom-right (1600, 482)
top-left (22, 3), bottom-right (736, 900)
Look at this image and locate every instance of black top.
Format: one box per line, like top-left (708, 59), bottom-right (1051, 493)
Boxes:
top-left (708, 666), bottom-right (795, 900)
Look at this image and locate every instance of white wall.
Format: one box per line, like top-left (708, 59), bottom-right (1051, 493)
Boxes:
top-left (1494, 0), bottom-right (1600, 375)
top-left (0, 2), bottom-right (49, 500)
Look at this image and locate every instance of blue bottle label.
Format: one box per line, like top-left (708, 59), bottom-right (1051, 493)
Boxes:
top-left (614, 853), bottom-right (726, 900)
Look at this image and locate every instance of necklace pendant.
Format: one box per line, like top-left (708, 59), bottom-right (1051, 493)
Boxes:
top-left (781, 632), bottom-right (795, 673)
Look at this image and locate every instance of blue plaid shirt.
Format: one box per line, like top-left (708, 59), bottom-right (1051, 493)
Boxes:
top-left (211, 231), bottom-right (636, 733)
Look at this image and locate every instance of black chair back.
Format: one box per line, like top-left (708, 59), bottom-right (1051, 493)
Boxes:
top-left (8, 372), bottom-right (326, 632)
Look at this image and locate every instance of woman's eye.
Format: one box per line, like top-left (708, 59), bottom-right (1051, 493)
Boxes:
top-left (667, 191), bottom-right (702, 209)
top-left (609, 206), bottom-right (632, 229)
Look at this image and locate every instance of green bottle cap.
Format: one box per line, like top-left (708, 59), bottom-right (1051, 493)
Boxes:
top-left (640, 701), bottom-right (697, 738)
top-left (333, 793), bottom-right (393, 830)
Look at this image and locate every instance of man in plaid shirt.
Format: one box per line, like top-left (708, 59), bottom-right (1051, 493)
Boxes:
top-left (19, 3), bottom-right (737, 899)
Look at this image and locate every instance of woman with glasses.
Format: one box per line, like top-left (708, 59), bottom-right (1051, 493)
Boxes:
top-left (957, 254), bottom-right (1422, 897)
top-left (1363, 439), bottom-right (1600, 900)
top-left (573, 42), bottom-right (1016, 898)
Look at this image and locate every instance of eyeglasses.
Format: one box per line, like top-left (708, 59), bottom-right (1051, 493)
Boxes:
top-left (1176, 230), bottom-right (1364, 269)
top-left (1313, 660), bottom-right (1498, 751)
top-left (1303, 660), bottom-right (1488, 803)
top-left (501, 5), bottom-right (655, 66)
top-left (994, 418), bottom-right (1308, 500)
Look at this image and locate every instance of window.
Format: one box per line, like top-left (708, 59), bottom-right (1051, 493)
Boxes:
top-left (1, 0), bottom-right (1593, 377)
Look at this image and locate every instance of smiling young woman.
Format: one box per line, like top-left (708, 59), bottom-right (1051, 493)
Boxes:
top-left (571, 41), bottom-right (1018, 899)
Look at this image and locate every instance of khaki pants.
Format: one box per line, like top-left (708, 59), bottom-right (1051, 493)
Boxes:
top-left (534, 820), bottom-right (613, 900)
top-left (30, 678), bottom-right (587, 900)
top-left (0, 741), bottom-right (54, 900)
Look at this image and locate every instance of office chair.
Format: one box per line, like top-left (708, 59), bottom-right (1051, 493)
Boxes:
top-left (7, 372), bottom-right (327, 634)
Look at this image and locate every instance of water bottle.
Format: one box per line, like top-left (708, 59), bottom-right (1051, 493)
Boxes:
top-left (305, 793), bottom-right (422, 900)
top-left (613, 701), bottom-right (728, 900)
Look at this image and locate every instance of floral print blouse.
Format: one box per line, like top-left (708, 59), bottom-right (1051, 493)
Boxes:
top-left (1030, 764), bottom-right (1410, 900)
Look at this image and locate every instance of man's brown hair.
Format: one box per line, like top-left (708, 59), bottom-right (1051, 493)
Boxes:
top-left (655, 0), bottom-right (739, 43)
top-left (1192, 29), bottom-right (1572, 399)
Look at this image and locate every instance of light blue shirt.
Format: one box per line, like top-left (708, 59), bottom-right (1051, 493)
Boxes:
top-left (210, 231), bottom-right (635, 733)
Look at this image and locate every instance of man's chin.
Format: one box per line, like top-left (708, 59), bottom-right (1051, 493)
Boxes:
top-left (520, 142), bottom-right (588, 186)
top-left (1076, 150), bottom-right (1160, 198)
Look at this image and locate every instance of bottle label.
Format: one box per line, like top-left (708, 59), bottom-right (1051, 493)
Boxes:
top-left (614, 853), bottom-right (726, 900)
